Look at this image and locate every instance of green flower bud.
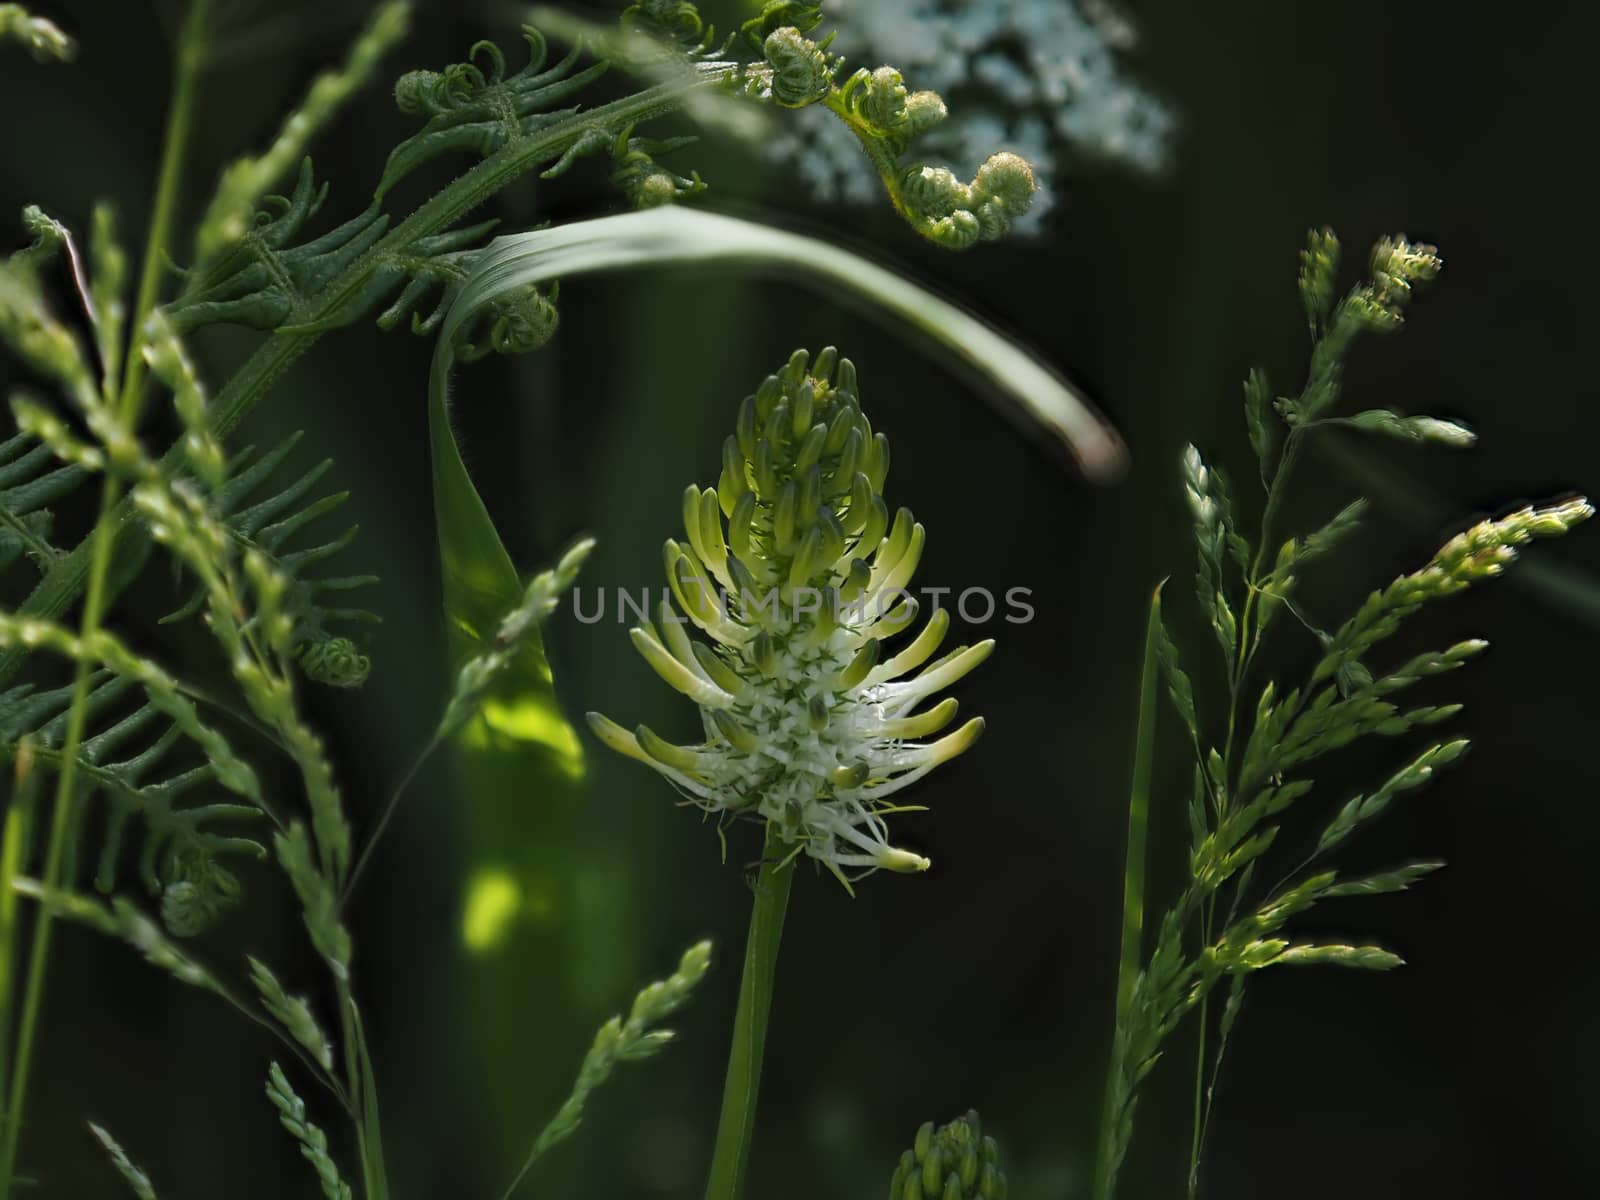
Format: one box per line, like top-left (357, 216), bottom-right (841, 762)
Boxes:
top-left (889, 1112), bottom-right (1007, 1200)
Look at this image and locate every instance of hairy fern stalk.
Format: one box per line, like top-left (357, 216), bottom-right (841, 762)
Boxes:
top-left (0, 3), bottom-right (1054, 1197)
top-left (1092, 231), bottom-right (1591, 1200)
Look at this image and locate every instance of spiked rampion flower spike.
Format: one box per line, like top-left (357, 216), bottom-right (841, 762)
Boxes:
top-left (588, 347), bottom-right (990, 886)
top-left (890, 1110), bottom-right (1008, 1200)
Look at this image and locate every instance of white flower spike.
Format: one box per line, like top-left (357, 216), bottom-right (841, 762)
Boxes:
top-left (589, 347), bottom-right (990, 888)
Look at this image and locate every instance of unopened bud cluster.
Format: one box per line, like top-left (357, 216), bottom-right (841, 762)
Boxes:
top-left (889, 1111), bottom-right (1007, 1200)
top-left (589, 348), bottom-right (990, 883)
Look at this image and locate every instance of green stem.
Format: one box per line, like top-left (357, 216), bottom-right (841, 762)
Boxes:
top-left (704, 824), bottom-right (795, 1200)
top-left (1092, 583), bottom-right (1166, 1200)
top-left (119, 0), bottom-right (208, 424)
top-left (1186, 900), bottom-right (1214, 1200)
top-left (0, 4), bottom-right (208, 1190)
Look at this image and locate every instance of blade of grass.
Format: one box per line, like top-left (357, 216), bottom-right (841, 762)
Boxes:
top-left (440, 207), bottom-right (1124, 483)
top-left (1092, 582), bottom-right (1165, 1200)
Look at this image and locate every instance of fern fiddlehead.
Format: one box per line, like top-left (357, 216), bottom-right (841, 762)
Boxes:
top-left (732, 12), bottom-right (1037, 248)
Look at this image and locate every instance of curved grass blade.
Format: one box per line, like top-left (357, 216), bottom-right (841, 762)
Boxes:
top-left (438, 206), bottom-right (1125, 482)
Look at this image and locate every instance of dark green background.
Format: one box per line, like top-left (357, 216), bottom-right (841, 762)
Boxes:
top-left (2, 1), bottom-right (1595, 1196)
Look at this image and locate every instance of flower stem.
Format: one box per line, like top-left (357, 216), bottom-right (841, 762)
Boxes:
top-left (1092, 583), bottom-right (1165, 1200)
top-left (704, 824), bottom-right (795, 1200)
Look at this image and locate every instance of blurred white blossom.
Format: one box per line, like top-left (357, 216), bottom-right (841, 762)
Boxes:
top-left (765, 0), bottom-right (1174, 230)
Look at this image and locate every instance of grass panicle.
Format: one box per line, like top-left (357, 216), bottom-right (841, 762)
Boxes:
top-left (499, 941), bottom-right (714, 1199)
top-left (1093, 229), bottom-right (1591, 1200)
top-left (87, 1123), bottom-right (158, 1200)
top-left (266, 1062), bottom-right (355, 1200)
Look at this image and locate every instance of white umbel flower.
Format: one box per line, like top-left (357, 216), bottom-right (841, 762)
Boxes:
top-left (589, 347), bottom-right (990, 886)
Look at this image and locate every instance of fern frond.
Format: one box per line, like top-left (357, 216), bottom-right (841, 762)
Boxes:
top-left (193, 1), bottom-right (413, 264)
top-left (0, 605), bottom-right (268, 937)
top-left (0, 668), bottom-right (266, 935)
top-left (168, 161), bottom-right (391, 335)
top-left (378, 26), bottom-right (610, 199)
top-left (0, 430), bottom-right (78, 574)
top-left (158, 431), bottom-right (379, 687)
top-left (168, 157), bottom-right (514, 348)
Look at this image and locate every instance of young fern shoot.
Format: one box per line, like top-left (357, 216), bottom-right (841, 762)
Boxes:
top-left (1092, 230), bottom-right (1592, 1200)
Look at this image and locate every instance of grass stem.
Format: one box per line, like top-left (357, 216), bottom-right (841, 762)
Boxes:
top-left (1187, 900), bottom-right (1214, 1199)
top-left (0, 744), bottom-right (39, 1111)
